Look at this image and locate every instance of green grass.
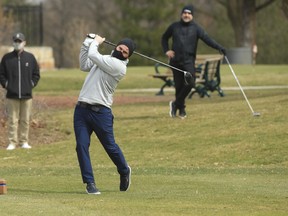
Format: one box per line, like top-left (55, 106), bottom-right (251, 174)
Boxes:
top-left (36, 64), bottom-right (288, 94)
top-left (0, 65), bottom-right (288, 215)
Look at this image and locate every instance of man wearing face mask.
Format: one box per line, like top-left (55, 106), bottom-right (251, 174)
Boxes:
top-left (74, 33), bottom-right (135, 194)
top-left (0, 32), bottom-right (40, 150)
top-left (162, 5), bottom-right (226, 119)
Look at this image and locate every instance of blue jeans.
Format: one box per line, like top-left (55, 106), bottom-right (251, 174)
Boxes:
top-left (73, 104), bottom-right (129, 184)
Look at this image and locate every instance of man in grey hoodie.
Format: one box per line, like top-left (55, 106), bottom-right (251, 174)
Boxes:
top-left (74, 34), bottom-right (135, 195)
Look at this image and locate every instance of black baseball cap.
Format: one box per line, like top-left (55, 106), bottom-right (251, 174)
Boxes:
top-left (12, 32), bottom-right (25, 42)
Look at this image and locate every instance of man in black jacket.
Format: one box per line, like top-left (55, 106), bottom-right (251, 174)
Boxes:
top-left (161, 5), bottom-right (226, 119)
top-left (0, 32), bottom-right (40, 150)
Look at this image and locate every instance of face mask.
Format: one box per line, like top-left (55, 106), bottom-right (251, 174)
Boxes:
top-left (112, 49), bottom-right (126, 60)
top-left (13, 41), bottom-right (25, 51)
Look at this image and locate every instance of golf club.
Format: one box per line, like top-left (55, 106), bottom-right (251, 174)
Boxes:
top-left (224, 56), bottom-right (260, 117)
top-left (104, 40), bottom-right (194, 85)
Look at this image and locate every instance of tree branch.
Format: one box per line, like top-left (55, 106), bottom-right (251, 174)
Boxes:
top-left (283, 0), bottom-right (288, 19)
top-left (256, 0), bottom-right (276, 12)
top-left (215, 0), bottom-right (227, 7)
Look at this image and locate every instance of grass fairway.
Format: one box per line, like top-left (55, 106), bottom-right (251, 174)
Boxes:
top-left (0, 65), bottom-right (288, 215)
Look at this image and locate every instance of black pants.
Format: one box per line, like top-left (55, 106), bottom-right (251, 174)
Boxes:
top-left (170, 61), bottom-right (195, 109)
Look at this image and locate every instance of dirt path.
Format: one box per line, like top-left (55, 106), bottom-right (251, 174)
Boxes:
top-left (0, 94), bottom-right (171, 149)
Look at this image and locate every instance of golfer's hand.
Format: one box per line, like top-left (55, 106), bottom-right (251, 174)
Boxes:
top-left (82, 33), bottom-right (96, 46)
top-left (166, 50), bottom-right (175, 59)
top-left (95, 35), bottom-right (105, 45)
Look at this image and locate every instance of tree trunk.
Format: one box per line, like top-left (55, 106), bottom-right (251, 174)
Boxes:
top-left (226, 0), bottom-right (256, 47)
top-left (283, 0), bottom-right (288, 19)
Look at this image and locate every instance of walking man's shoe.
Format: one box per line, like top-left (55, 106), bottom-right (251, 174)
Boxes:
top-left (169, 101), bottom-right (177, 118)
top-left (179, 107), bottom-right (187, 119)
top-left (120, 166), bottom-right (131, 191)
top-left (86, 182), bottom-right (101, 195)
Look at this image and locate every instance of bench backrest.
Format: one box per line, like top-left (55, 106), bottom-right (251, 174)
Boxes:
top-left (155, 54), bottom-right (223, 74)
top-left (205, 57), bottom-right (222, 80)
top-left (195, 54), bottom-right (222, 64)
top-left (196, 56), bottom-right (223, 90)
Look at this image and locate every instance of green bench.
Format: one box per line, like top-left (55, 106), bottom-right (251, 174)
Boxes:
top-left (151, 55), bottom-right (225, 98)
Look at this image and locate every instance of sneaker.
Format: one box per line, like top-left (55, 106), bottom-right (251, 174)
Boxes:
top-left (169, 101), bottom-right (177, 118)
top-left (86, 182), bottom-right (101, 195)
top-left (120, 166), bottom-right (131, 191)
top-left (6, 144), bottom-right (16, 150)
top-left (21, 143), bottom-right (32, 149)
top-left (179, 107), bottom-right (187, 119)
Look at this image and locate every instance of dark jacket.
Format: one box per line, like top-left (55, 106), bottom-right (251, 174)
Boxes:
top-left (0, 50), bottom-right (40, 99)
top-left (161, 20), bottom-right (224, 64)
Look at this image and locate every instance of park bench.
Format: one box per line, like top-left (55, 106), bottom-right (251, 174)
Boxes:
top-left (151, 54), bottom-right (225, 99)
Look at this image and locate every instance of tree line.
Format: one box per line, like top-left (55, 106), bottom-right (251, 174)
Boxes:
top-left (1, 0), bottom-right (287, 67)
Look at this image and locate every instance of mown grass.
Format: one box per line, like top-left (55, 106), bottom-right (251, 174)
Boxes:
top-left (35, 64), bottom-right (288, 93)
top-left (0, 65), bottom-right (287, 216)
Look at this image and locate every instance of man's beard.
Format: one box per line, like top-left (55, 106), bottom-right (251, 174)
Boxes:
top-left (112, 49), bottom-right (126, 60)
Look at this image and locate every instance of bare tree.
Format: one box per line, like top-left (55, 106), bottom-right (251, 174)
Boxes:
top-left (5, 0), bottom-right (285, 66)
top-left (43, 0), bottom-right (74, 68)
top-left (0, 0), bottom-right (17, 45)
top-left (217, 0), bottom-right (276, 47)
top-left (283, 0), bottom-right (288, 18)
top-left (64, 18), bottom-right (91, 67)
top-left (43, 0), bottom-right (118, 68)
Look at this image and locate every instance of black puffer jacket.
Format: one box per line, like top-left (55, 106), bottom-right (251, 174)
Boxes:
top-left (162, 20), bottom-right (224, 63)
top-left (0, 50), bottom-right (40, 99)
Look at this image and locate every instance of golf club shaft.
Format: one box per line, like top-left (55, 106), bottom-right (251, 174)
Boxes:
top-left (104, 40), bottom-right (187, 74)
top-left (224, 56), bottom-right (256, 114)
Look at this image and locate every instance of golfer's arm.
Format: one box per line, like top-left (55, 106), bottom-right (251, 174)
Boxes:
top-left (79, 39), bottom-right (94, 72)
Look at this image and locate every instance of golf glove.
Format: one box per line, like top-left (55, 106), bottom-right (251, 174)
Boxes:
top-left (83, 33), bottom-right (96, 47)
top-left (87, 33), bottom-right (96, 39)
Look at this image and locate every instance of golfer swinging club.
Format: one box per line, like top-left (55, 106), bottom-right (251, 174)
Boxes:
top-left (74, 33), bottom-right (135, 194)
